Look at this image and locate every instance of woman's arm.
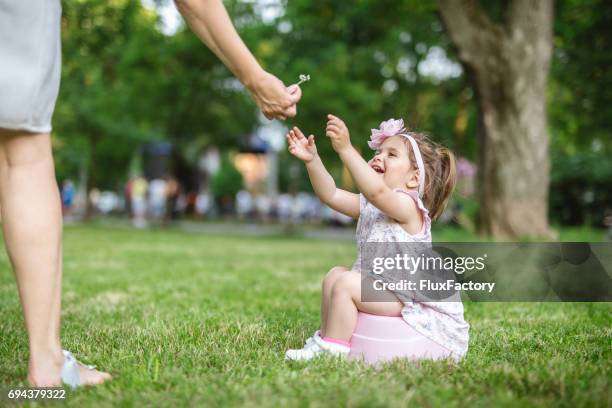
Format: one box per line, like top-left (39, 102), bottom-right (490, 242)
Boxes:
top-left (287, 127), bottom-right (360, 219)
top-left (174, 0), bottom-right (301, 119)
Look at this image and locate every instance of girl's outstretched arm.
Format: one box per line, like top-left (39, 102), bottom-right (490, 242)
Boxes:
top-left (326, 115), bottom-right (416, 224)
top-left (287, 127), bottom-right (360, 219)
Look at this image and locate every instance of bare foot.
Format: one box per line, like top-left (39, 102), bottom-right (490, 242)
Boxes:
top-left (75, 363), bottom-right (112, 386)
top-left (28, 351), bottom-right (63, 387)
top-left (28, 351), bottom-right (112, 387)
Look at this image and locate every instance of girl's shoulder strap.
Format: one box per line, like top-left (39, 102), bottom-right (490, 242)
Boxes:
top-left (392, 188), bottom-right (432, 232)
top-left (392, 188), bottom-right (429, 212)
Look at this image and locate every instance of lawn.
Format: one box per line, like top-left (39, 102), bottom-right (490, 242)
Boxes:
top-left (0, 225), bottom-right (610, 407)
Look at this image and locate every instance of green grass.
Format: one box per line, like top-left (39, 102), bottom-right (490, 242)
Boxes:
top-left (0, 225), bottom-right (610, 407)
top-left (430, 225), bottom-right (609, 242)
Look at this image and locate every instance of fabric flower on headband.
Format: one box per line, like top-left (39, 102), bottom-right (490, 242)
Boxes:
top-left (368, 118), bottom-right (406, 149)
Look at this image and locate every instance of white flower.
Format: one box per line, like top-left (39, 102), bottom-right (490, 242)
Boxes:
top-left (297, 74), bottom-right (311, 85)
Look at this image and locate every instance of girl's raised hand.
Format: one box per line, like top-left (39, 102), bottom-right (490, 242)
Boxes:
top-left (325, 114), bottom-right (351, 153)
top-left (287, 126), bottom-right (317, 163)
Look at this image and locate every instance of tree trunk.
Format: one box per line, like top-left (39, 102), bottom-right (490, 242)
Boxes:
top-left (438, 0), bottom-right (554, 238)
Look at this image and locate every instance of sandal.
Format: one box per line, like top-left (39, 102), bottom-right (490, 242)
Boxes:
top-left (60, 350), bottom-right (97, 389)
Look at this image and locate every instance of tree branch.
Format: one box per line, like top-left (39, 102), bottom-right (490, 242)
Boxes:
top-left (438, 0), bottom-right (505, 68)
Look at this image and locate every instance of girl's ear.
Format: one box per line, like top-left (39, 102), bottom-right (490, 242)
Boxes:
top-left (405, 170), bottom-right (420, 190)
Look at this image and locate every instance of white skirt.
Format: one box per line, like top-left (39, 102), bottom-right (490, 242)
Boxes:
top-left (0, 0), bottom-right (62, 133)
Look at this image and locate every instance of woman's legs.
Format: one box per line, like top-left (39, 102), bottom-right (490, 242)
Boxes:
top-left (324, 271), bottom-right (403, 342)
top-left (319, 266), bottom-right (349, 336)
top-left (0, 129), bottom-right (110, 386)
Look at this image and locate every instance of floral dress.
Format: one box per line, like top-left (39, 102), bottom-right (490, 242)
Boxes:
top-left (351, 189), bottom-right (470, 359)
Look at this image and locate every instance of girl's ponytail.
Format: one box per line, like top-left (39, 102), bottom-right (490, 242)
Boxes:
top-left (402, 132), bottom-right (457, 221)
top-left (429, 147), bottom-right (457, 220)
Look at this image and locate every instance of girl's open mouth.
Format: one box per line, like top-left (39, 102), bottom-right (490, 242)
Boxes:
top-left (371, 164), bottom-right (385, 174)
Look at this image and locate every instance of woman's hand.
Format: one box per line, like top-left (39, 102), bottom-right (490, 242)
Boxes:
top-left (175, 0), bottom-right (301, 120)
top-left (247, 71), bottom-right (302, 120)
top-left (287, 126), bottom-right (317, 163)
top-left (325, 114), bottom-right (351, 153)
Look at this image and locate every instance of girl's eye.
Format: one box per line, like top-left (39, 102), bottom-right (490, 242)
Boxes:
top-left (389, 153), bottom-right (396, 157)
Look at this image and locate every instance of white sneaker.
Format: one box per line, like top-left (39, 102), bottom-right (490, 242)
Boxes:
top-left (303, 330), bottom-right (321, 348)
top-left (285, 336), bottom-right (350, 361)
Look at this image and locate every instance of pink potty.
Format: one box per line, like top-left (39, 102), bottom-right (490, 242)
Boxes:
top-left (348, 312), bottom-right (453, 364)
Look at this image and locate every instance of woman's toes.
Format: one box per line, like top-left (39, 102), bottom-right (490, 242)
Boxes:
top-left (79, 367), bottom-right (112, 385)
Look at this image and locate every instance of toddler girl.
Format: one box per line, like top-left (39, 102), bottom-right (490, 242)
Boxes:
top-left (285, 115), bottom-right (469, 361)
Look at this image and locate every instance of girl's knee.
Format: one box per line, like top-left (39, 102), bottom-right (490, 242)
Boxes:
top-left (327, 266), bottom-right (349, 277)
top-left (331, 272), bottom-right (359, 297)
top-left (322, 266), bottom-right (348, 289)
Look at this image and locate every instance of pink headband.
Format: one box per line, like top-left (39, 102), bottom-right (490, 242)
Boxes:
top-left (368, 118), bottom-right (426, 196)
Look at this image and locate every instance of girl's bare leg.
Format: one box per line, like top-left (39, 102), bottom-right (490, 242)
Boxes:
top-left (324, 271), bottom-right (403, 341)
top-left (319, 266), bottom-right (349, 336)
top-left (0, 129), bottom-right (110, 386)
